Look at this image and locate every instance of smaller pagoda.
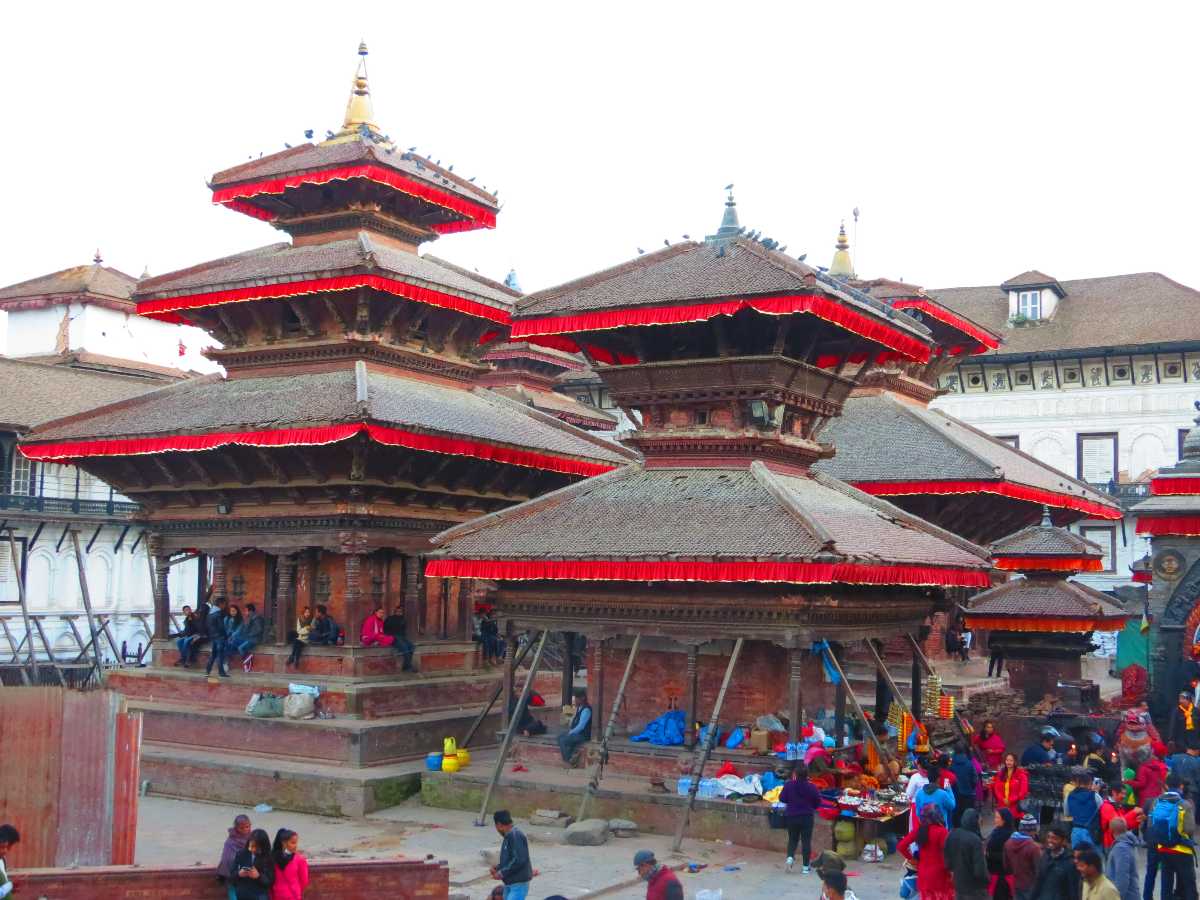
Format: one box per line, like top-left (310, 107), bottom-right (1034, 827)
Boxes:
top-left (964, 511), bottom-right (1129, 699)
top-left (480, 340), bottom-right (617, 431)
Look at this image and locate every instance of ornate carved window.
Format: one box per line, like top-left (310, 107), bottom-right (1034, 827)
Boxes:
top-left (315, 573), bottom-right (332, 605)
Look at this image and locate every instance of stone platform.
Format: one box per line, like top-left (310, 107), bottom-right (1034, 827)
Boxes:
top-left (421, 748), bottom-right (836, 854)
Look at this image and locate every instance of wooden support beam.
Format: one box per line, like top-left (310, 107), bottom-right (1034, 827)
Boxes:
top-left (864, 638), bottom-right (914, 730)
top-left (288, 299), bottom-right (319, 337)
top-left (787, 646), bottom-right (804, 742)
top-left (85, 523), bottom-right (103, 553)
top-left (322, 296), bottom-right (351, 332)
top-left (354, 287), bottom-right (371, 333)
top-left (686, 644), bottom-right (700, 747)
top-left (254, 448), bottom-right (290, 484)
top-left (223, 451), bottom-right (253, 485)
top-left (216, 308), bottom-right (245, 345)
top-left (117, 459), bottom-right (149, 489)
top-left (578, 634), bottom-right (642, 822)
top-left (460, 636), bottom-right (537, 749)
top-left (113, 524), bottom-right (131, 552)
top-left (182, 455), bottom-right (217, 486)
top-left (55, 525), bottom-right (71, 553)
top-left (295, 449), bottom-right (329, 484)
top-left (822, 640), bottom-right (890, 765)
top-left (30, 617), bottom-right (66, 686)
top-left (672, 637), bottom-right (744, 852)
top-left (5, 529), bottom-right (38, 682)
top-left (27, 522), bottom-right (44, 552)
top-left (349, 440), bottom-right (370, 482)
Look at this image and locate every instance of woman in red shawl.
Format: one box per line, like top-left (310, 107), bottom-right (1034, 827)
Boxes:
top-left (898, 804), bottom-right (955, 900)
top-left (991, 752), bottom-right (1029, 818)
top-left (972, 719), bottom-right (1006, 771)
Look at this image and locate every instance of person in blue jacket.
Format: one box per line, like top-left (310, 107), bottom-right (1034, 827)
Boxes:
top-left (558, 688), bottom-right (592, 766)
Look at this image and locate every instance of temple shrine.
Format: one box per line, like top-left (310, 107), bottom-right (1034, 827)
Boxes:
top-left (963, 511), bottom-right (1129, 700)
top-left (427, 211), bottom-right (996, 838)
top-left (17, 47), bottom-right (633, 815)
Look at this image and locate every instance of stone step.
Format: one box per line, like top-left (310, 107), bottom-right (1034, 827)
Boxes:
top-left (107, 665), bottom-right (531, 719)
top-left (131, 699), bottom-right (520, 768)
top-left (152, 638), bottom-right (481, 678)
top-left (140, 742), bottom-right (431, 817)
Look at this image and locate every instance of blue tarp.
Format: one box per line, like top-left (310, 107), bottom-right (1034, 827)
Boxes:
top-left (630, 710), bottom-right (687, 745)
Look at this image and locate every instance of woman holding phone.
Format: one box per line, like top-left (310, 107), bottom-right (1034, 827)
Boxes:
top-left (232, 828), bottom-right (275, 900)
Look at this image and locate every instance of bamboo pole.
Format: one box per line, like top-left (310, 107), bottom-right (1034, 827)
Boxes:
top-left (577, 633), bottom-right (641, 822)
top-left (863, 638), bottom-right (919, 726)
top-left (71, 531), bottom-right (105, 685)
top-left (821, 642), bottom-right (890, 764)
top-left (475, 630), bottom-right (549, 826)
top-left (460, 635), bottom-right (538, 749)
top-left (672, 637), bottom-right (744, 852)
top-left (5, 529), bottom-right (37, 682)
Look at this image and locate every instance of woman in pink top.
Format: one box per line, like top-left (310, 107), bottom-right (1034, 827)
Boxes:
top-left (360, 607), bottom-right (395, 648)
top-left (270, 829), bottom-right (309, 900)
top-left (972, 720), bottom-right (1006, 771)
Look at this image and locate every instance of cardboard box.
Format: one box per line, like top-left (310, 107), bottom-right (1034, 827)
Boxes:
top-left (750, 728), bottom-right (770, 753)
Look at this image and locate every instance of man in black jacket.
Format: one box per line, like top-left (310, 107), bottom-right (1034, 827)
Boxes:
top-left (382, 607), bottom-right (415, 672)
top-left (490, 809), bottom-right (532, 899)
top-left (1030, 824), bottom-right (1080, 900)
top-left (308, 605), bottom-right (338, 645)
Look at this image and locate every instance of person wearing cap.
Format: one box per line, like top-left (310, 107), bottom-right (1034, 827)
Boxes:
top-left (1004, 815), bottom-right (1042, 900)
top-left (1021, 732), bottom-right (1059, 767)
top-left (633, 850), bottom-right (682, 900)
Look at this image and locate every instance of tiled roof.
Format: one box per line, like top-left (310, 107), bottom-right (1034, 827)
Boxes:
top-left (23, 367), bottom-right (631, 467)
top-left (516, 239), bottom-right (930, 343)
top-left (433, 462), bottom-right (988, 569)
top-left (1133, 495), bottom-right (1200, 515)
top-left (484, 341), bottom-right (586, 370)
top-left (1000, 270), bottom-right (1060, 290)
top-left (930, 272), bottom-right (1200, 355)
top-left (0, 263), bottom-right (136, 305)
top-left (991, 523), bottom-right (1104, 558)
top-left (0, 357), bottom-right (168, 432)
top-left (968, 576), bottom-right (1127, 620)
top-left (135, 235), bottom-right (515, 312)
top-left (210, 136), bottom-right (498, 210)
top-left (817, 393), bottom-right (1118, 511)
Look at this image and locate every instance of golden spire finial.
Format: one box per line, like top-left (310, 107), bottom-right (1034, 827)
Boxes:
top-left (324, 42), bottom-right (380, 143)
top-left (829, 220), bottom-right (854, 278)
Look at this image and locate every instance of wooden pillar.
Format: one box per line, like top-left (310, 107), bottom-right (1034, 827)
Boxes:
top-left (150, 538), bottom-right (171, 641)
top-left (593, 638), bottom-right (606, 737)
top-left (460, 580), bottom-right (474, 642)
top-left (274, 554), bottom-right (296, 646)
top-left (344, 552), bottom-right (367, 647)
top-left (501, 621), bottom-right (516, 728)
top-left (911, 642), bottom-right (924, 723)
top-left (211, 553), bottom-right (227, 600)
top-left (787, 647), bottom-right (805, 742)
top-left (403, 555), bottom-right (424, 636)
top-left (560, 632), bottom-right (576, 708)
top-left (833, 643), bottom-right (847, 749)
top-left (196, 554), bottom-right (208, 604)
top-left (873, 640), bottom-right (892, 724)
top-left (686, 644), bottom-right (700, 747)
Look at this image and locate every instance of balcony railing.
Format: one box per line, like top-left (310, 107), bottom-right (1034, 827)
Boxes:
top-left (0, 493), bottom-right (139, 518)
top-left (1086, 481), bottom-right (1150, 510)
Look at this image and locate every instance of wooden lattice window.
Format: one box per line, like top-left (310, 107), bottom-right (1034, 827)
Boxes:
top-left (231, 574), bottom-right (246, 601)
top-left (315, 573), bottom-right (332, 605)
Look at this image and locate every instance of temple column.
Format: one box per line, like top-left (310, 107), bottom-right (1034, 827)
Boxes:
top-left (593, 637), bottom-right (606, 736)
top-left (873, 640), bottom-right (892, 724)
top-left (502, 621), bottom-right (516, 729)
top-left (911, 641), bottom-right (924, 723)
top-left (833, 642), bottom-right (847, 749)
top-left (150, 537), bottom-right (170, 641)
top-left (274, 554), bottom-right (297, 646)
top-left (787, 647), bottom-right (805, 742)
top-left (211, 553), bottom-right (228, 600)
top-left (460, 581), bottom-right (474, 642)
top-left (344, 552), bottom-right (367, 647)
top-left (686, 644), bottom-right (700, 747)
top-left (560, 632), bottom-right (576, 707)
top-left (402, 555), bottom-right (424, 636)
top-left (195, 554), bottom-right (208, 605)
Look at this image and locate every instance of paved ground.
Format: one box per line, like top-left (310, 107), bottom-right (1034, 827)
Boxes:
top-left (137, 794), bottom-right (907, 898)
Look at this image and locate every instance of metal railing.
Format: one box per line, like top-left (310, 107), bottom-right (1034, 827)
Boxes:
top-left (0, 493), bottom-right (139, 517)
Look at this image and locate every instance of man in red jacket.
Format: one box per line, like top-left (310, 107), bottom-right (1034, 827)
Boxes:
top-left (634, 850), bottom-right (682, 900)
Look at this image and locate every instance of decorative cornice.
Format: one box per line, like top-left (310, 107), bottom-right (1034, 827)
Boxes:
top-left (209, 339), bottom-right (487, 383)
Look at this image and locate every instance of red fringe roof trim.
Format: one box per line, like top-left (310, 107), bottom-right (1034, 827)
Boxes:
top-left (137, 274), bottom-right (511, 325)
top-left (20, 423), bottom-right (614, 477)
top-left (962, 615), bottom-right (1128, 633)
top-left (212, 164), bottom-right (497, 231)
top-left (1151, 477), bottom-right (1200, 496)
top-left (1132, 570), bottom-right (1153, 584)
top-left (890, 298), bottom-right (1001, 352)
top-left (1136, 515), bottom-right (1200, 537)
top-left (424, 558), bottom-right (991, 587)
top-left (512, 294), bottom-right (933, 363)
top-left (993, 556), bottom-right (1104, 572)
top-left (851, 479), bottom-right (1122, 521)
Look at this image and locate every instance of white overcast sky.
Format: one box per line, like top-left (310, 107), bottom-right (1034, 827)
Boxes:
top-left (3, 2), bottom-right (1198, 296)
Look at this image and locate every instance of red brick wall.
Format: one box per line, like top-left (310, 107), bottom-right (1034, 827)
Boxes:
top-left (13, 858), bottom-right (448, 899)
top-left (590, 641), bottom-right (838, 733)
top-left (224, 552), bottom-right (270, 611)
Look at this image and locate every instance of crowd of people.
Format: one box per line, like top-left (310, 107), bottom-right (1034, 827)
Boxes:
top-left (217, 815), bottom-right (309, 899)
top-left (169, 599), bottom-right (415, 675)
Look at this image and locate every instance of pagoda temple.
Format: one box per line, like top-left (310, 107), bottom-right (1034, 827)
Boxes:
top-left (816, 236), bottom-right (1120, 543)
top-left (963, 511), bottom-right (1128, 700)
top-left (19, 46), bottom-right (633, 674)
top-left (480, 338), bottom-right (617, 431)
top-left (1134, 402), bottom-right (1200, 713)
top-left (429, 217), bottom-right (993, 769)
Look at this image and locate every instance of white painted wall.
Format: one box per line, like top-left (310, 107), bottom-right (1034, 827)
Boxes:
top-left (1, 302), bottom-right (220, 374)
top-left (933, 380), bottom-right (1198, 591)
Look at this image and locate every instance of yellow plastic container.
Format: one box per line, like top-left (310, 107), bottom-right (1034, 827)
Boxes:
top-left (442, 755), bottom-right (460, 774)
top-left (443, 736), bottom-right (458, 756)
top-left (456, 748), bottom-right (471, 768)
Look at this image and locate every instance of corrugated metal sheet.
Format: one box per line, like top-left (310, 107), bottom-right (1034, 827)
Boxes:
top-left (0, 688), bottom-right (141, 867)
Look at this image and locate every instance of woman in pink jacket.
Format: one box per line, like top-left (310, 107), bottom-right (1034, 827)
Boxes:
top-left (270, 829), bottom-right (309, 900)
top-left (360, 607), bottom-right (395, 648)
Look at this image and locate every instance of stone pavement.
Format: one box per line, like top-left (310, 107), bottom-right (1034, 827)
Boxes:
top-left (136, 794), bottom-right (907, 898)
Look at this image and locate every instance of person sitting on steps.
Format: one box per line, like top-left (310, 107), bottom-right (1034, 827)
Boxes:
top-left (558, 687), bottom-right (592, 768)
top-left (308, 605), bottom-right (338, 646)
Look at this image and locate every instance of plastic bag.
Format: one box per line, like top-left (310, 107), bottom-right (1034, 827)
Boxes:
top-left (245, 693), bottom-right (262, 715)
top-left (248, 693), bottom-right (284, 718)
top-left (696, 890), bottom-right (723, 900)
top-left (724, 727), bottom-right (745, 749)
top-left (283, 692), bottom-right (315, 720)
top-left (756, 714), bottom-right (785, 732)
top-left (288, 682), bottom-right (320, 697)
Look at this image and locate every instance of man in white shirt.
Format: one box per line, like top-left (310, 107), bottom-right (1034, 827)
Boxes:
top-left (0, 824), bottom-right (20, 898)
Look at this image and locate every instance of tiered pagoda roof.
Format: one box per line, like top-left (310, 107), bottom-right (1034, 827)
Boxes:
top-left (432, 203), bottom-right (994, 597)
top-left (0, 255), bottom-right (137, 313)
top-left (964, 513), bottom-right (1128, 633)
top-left (810, 235), bottom-right (1119, 542)
top-left (1134, 403), bottom-right (1200, 537)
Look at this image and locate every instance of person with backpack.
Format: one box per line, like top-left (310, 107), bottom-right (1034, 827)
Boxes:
top-left (1065, 769), bottom-right (1103, 849)
top-left (1145, 774), bottom-right (1196, 900)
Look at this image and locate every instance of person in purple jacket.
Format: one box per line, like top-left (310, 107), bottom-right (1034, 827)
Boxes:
top-left (780, 762), bottom-right (822, 873)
